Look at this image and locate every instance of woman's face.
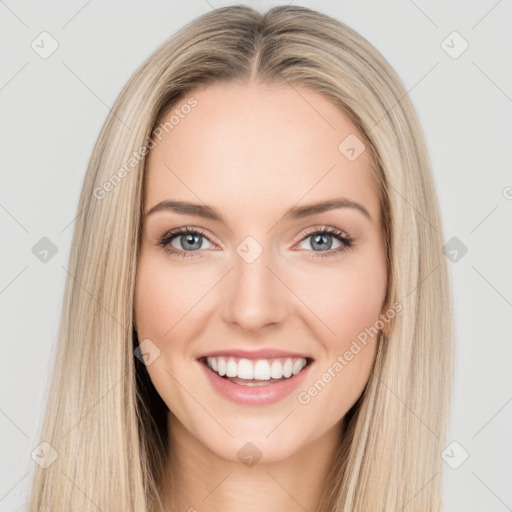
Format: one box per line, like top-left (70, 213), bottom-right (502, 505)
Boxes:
top-left (134, 81), bottom-right (387, 463)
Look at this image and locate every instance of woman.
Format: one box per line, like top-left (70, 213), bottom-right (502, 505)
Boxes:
top-left (28, 4), bottom-right (454, 511)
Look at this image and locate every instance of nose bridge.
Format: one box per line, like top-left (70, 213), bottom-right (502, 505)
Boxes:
top-left (222, 238), bottom-right (287, 331)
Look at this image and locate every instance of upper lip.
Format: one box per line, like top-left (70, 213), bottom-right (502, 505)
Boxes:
top-left (197, 348), bottom-right (313, 360)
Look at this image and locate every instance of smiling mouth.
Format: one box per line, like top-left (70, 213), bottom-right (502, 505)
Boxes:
top-left (198, 355), bottom-right (314, 386)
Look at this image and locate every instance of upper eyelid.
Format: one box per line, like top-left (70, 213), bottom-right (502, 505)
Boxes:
top-left (301, 225), bottom-right (350, 238)
top-left (161, 226), bottom-right (214, 243)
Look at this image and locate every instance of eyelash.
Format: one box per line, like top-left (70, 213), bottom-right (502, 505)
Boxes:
top-left (158, 225), bottom-right (353, 259)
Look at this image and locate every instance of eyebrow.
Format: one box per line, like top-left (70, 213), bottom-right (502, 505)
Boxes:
top-left (145, 198), bottom-right (372, 223)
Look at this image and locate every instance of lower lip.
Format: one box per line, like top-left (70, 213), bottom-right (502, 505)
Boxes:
top-left (197, 359), bottom-right (313, 406)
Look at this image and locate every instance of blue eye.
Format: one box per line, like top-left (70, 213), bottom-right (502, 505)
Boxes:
top-left (159, 227), bottom-right (214, 258)
top-left (159, 226), bottom-right (353, 259)
top-left (298, 226), bottom-right (353, 257)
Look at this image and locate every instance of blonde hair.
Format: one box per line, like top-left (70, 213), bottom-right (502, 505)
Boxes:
top-left (28, 4), bottom-right (454, 511)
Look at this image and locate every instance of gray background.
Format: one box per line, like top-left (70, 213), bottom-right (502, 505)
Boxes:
top-left (1, 1), bottom-right (511, 510)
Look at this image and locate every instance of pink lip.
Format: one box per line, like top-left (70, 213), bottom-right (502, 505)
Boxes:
top-left (197, 348), bottom-right (312, 360)
top-left (197, 358), bottom-right (313, 406)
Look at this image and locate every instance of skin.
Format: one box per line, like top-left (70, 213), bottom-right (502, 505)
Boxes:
top-left (134, 80), bottom-right (388, 512)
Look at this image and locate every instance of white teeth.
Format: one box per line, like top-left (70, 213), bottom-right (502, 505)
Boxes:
top-left (253, 360), bottom-right (271, 380)
top-left (270, 360), bottom-right (283, 379)
top-left (217, 357), bottom-right (226, 376)
top-left (292, 358), bottom-right (304, 375)
top-left (282, 359), bottom-right (293, 378)
top-left (204, 356), bottom-right (308, 380)
top-left (237, 359), bottom-right (254, 379)
top-left (226, 357), bottom-right (238, 377)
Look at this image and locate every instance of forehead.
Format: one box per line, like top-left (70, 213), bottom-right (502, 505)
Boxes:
top-left (144, 81), bottom-right (379, 223)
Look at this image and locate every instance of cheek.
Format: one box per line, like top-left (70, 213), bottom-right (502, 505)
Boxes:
top-left (295, 258), bottom-right (386, 350)
top-left (295, 265), bottom-right (385, 420)
top-left (134, 255), bottom-right (204, 339)
top-left (134, 258), bottom-right (172, 337)
top-left (133, 256), bottom-right (203, 410)
top-left (332, 271), bottom-right (384, 341)
top-left (306, 245), bottom-right (386, 412)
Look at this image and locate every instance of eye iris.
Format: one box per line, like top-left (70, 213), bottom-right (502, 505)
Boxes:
top-left (181, 233), bottom-right (202, 250)
top-left (311, 233), bottom-right (332, 251)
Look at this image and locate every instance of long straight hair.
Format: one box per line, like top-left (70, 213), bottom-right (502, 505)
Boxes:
top-left (28, 5), bottom-right (454, 511)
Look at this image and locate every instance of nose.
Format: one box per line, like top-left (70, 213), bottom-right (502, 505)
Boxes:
top-left (221, 247), bottom-right (289, 332)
